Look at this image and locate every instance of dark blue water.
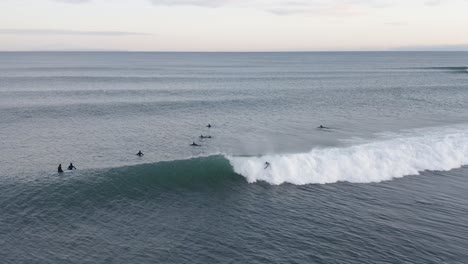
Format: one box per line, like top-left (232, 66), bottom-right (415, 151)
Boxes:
top-left (1, 52), bottom-right (468, 263)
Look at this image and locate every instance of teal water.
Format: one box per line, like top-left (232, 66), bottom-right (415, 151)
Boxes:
top-left (1, 52), bottom-right (468, 263)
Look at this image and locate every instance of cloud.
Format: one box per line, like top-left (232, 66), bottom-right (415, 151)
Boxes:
top-left (56, 0), bottom-right (380, 14)
top-left (49, 0), bottom-right (467, 16)
top-left (148, 0), bottom-right (394, 14)
top-left (148, 0), bottom-right (225, 7)
top-left (0, 29), bottom-right (151, 36)
top-left (47, 0), bottom-right (415, 15)
top-left (54, 0), bottom-right (91, 3)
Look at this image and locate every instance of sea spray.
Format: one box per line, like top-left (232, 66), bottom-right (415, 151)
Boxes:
top-left (227, 127), bottom-right (468, 185)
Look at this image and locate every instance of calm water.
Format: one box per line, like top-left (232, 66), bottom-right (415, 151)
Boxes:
top-left (1, 52), bottom-right (468, 263)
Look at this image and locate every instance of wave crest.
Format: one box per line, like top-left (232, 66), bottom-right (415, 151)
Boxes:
top-left (227, 127), bottom-right (468, 185)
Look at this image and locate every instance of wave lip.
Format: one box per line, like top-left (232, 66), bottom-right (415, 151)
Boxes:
top-left (227, 127), bottom-right (468, 185)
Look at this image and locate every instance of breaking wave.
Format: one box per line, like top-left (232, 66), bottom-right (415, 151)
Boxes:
top-left (227, 126), bottom-right (468, 185)
top-left (12, 126), bottom-right (468, 188)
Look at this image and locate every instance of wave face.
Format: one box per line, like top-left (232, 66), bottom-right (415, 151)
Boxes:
top-left (228, 127), bottom-right (468, 185)
top-left (104, 155), bottom-right (239, 189)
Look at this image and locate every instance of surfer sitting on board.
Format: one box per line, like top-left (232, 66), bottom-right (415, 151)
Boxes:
top-left (58, 164), bottom-right (63, 173)
top-left (67, 163), bottom-right (76, 170)
top-left (136, 150), bottom-right (144, 157)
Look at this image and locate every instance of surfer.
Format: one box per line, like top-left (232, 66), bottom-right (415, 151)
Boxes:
top-left (190, 142), bottom-right (200, 146)
top-left (207, 124), bottom-right (211, 128)
top-left (318, 125), bottom-right (329, 129)
top-left (264, 162), bottom-right (270, 169)
top-left (199, 135), bottom-right (212, 139)
top-left (58, 164), bottom-right (63, 173)
top-left (67, 163), bottom-right (76, 170)
top-left (136, 150), bottom-right (144, 157)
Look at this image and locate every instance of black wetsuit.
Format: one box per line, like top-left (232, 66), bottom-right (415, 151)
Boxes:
top-left (58, 164), bottom-right (63, 173)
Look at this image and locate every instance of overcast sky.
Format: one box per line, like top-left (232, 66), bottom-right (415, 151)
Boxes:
top-left (0, 0), bottom-right (467, 51)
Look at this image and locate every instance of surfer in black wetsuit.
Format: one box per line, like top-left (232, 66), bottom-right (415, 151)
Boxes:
top-left (58, 164), bottom-right (63, 173)
top-left (136, 150), bottom-right (144, 157)
top-left (199, 135), bottom-right (212, 139)
top-left (207, 124), bottom-right (211, 128)
top-left (318, 125), bottom-right (329, 129)
top-left (67, 163), bottom-right (76, 170)
top-left (190, 142), bottom-right (200, 146)
top-left (264, 162), bottom-right (270, 169)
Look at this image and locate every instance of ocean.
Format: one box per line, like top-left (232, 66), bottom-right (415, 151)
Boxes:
top-left (1, 52), bottom-right (467, 263)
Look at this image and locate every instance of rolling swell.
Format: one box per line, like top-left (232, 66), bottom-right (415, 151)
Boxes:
top-left (228, 126), bottom-right (468, 185)
top-left (105, 155), bottom-right (240, 188)
top-left (0, 156), bottom-right (240, 214)
top-left (75, 155), bottom-right (241, 194)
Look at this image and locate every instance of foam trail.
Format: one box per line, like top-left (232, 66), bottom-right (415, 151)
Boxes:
top-left (227, 127), bottom-right (468, 185)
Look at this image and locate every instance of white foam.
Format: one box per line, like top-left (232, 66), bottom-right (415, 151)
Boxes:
top-left (227, 126), bottom-right (468, 185)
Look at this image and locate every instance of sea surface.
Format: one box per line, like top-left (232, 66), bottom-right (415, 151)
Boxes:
top-left (1, 52), bottom-right (468, 263)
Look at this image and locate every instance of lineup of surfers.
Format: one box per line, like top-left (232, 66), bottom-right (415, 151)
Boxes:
top-left (57, 123), bottom-right (214, 173)
top-left (58, 123), bottom-right (329, 173)
top-left (133, 124), bottom-right (212, 153)
top-left (190, 123), bottom-right (213, 147)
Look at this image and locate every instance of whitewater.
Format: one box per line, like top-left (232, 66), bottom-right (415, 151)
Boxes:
top-left (229, 126), bottom-right (468, 185)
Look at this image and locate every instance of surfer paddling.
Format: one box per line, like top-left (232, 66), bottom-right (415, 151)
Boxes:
top-left (67, 163), bottom-right (76, 170)
top-left (136, 150), bottom-right (144, 157)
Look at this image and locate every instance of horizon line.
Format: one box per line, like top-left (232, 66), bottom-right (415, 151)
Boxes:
top-left (1, 50), bottom-right (468, 53)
